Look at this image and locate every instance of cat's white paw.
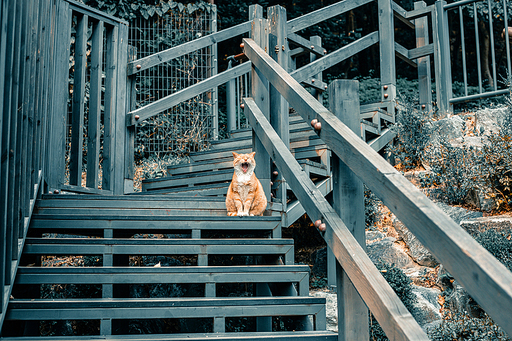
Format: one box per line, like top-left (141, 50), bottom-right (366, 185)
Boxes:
top-left (250, 214), bottom-right (254, 216)
top-left (237, 212), bottom-right (249, 217)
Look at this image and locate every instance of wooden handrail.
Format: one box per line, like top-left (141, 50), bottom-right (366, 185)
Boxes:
top-left (244, 97), bottom-right (429, 340)
top-left (127, 21), bottom-right (251, 75)
top-left (287, 0), bottom-right (374, 33)
top-left (291, 31), bottom-right (379, 83)
top-left (126, 62), bottom-right (251, 126)
top-left (243, 36), bottom-right (512, 337)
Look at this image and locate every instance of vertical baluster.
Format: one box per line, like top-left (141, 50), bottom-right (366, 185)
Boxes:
top-left (474, 2), bottom-right (483, 93)
top-left (69, 13), bottom-right (88, 186)
top-left (487, 0), bottom-right (497, 91)
top-left (415, 1), bottom-right (433, 111)
top-left (87, 20), bottom-right (104, 189)
top-left (504, 0), bottom-right (511, 78)
top-left (460, 7), bottom-right (468, 96)
top-left (433, 0), bottom-right (453, 115)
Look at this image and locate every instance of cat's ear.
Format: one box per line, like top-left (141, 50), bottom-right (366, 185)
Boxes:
top-left (250, 152), bottom-right (256, 158)
top-left (232, 152), bottom-right (239, 158)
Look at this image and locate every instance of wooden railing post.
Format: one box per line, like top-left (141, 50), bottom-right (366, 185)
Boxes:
top-left (378, 0), bottom-right (396, 110)
top-left (249, 4), bottom-right (272, 205)
top-left (226, 58), bottom-right (237, 133)
top-left (268, 5), bottom-right (289, 211)
top-left (124, 45), bottom-right (137, 194)
top-left (310, 36), bottom-right (323, 102)
top-left (433, 0), bottom-right (453, 116)
top-left (415, 1), bottom-right (432, 113)
top-left (329, 80), bottom-right (368, 341)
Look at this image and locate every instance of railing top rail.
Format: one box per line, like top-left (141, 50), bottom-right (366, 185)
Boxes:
top-left (286, 0), bottom-right (374, 33)
top-left (65, 0), bottom-right (128, 26)
top-left (444, 0), bottom-right (483, 10)
top-left (127, 21), bottom-right (251, 75)
top-left (242, 36), bottom-right (512, 338)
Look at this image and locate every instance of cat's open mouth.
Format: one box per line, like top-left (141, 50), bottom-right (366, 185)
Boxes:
top-left (241, 162), bottom-right (249, 173)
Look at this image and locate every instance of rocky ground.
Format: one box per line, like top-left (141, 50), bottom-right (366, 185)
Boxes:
top-left (306, 104), bottom-right (512, 334)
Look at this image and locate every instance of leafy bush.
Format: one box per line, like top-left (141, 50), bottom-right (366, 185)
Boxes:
top-left (370, 261), bottom-right (416, 341)
top-left (364, 186), bottom-right (382, 229)
top-left (475, 229), bottom-right (512, 271)
top-left (387, 96), bottom-right (434, 170)
top-left (428, 312), bottom-right (510, 341)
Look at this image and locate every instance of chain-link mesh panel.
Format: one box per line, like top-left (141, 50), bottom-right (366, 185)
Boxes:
top-left (129, 7), bottom-right (216, 159)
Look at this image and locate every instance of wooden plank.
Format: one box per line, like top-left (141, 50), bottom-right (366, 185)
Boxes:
top-left (415, 1), bottom-right (432, 112)
top-left (127, 62), bottom-right (251, 126)
top-left (65, 0), bottom-right (127, 26)
top-left (368, 128), bottom-right (396, 152)
top-left (243, 95), bottom-right (428, 340)
top-left (0, 331), bottom-right (339, 341)
top-left (394, 42), bottom-right (417, 67)
top-left (124, 45), bottom-right (137, 192)
top-left (287, 0), bottom-right (374, 33)
top-left (7, 296), bottom-right (326, 321)
top-left (290, 32), bottom-right (379, 84)
top-left (408, 43), bottom-right (434, 60)
top-left (329, 80), bottom-right (368, 339)
top-left (15, 265), bottom-right (309, 286)
top-left (46, 0), bottom-right (70, 192)
top-left (127, 21), bottom-right (251, 75)
top-left (69, 13), bottom-right (88, 186)
top-left (392, 1), bottom-right (415, 29)
top-left (405, 4), bottom-right (434, 20)
top-left (287, 32), bottom-right (326, 56)
top-left (244, 37), bottom-right (512, 337)
top-left (113, 22), bottom-right (128, 195)
top-left (86, 20), bottom-right (104, 189)
top-left (101, 25), bottom-right (118, 191)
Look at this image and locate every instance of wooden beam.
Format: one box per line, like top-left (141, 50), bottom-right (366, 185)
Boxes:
top-left (287, 0), bottom-right (374, 33)
top-left (290, 31), bottom-right (378, 83)
top-left (392, 1), bottom-right (415, 29)
top-left (243, 37), bottom-right (512, 337)
top-left (408, 43), bottom-right (434, 60)
top-left (127, 62), bottom-right (251, 126)
top-left (243, 96), bottom-right (428, 340)
top-left (127, 21), bottom-right (251, 75)
top-left (395, 42), bottom-right (417, 67)
top-left (287, 32), bottom-right (326, 56)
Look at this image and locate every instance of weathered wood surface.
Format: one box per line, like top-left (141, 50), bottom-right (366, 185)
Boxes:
top-left (243, 96), bottom-right (428, 340)
top-left (127, 62), bottom-right (251, 125)
top-left (7, 296), bottom-right (326, 322)
top-left (127, 21), bottom-right (251, 75)
top-left (0, 331), bottom-right (337, 341)
top-left (244, 37), bottom-right (512, 337)
top-left (291, 32), bottom-right (379, 84)
top-left (288, 32), bottom-right (325, 56)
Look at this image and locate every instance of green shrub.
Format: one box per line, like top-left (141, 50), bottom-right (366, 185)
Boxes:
top-left (427, 312), bottom-right (510, 341)
top-left (369, 261), bottom-right (416, 341)
top-left (475, 229), bottom-right (512, 271)
top-left (364, 186), bottom-right (382, 229)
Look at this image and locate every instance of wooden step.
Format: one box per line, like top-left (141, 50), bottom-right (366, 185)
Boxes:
top-left (142, 169), bottom-right (232, 192)
top-left (23, 238), bottom-right (295, 265)
top-left (229, 114), bottom-right (307, 139)
top-left (29, 215), bottom-right (283, 238)
top-left (212, 126), bottom-right (315, 151)
top-left (35, 195), bottom-right (229, 216)
top-left (0, 330), bottom-right (338, 340)
top-left (15, 265), bottom-right (310, 296)
top-left (144, 160), bottom-right (327, 195)
top-left (6, 297), bottom-right (327, 331)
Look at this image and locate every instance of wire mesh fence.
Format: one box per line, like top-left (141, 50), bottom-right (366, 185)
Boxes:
top-left (129, 6), bottom-right (217, 159)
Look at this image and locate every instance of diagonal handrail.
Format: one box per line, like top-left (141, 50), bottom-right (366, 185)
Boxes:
top-left (243, 98), bottom-right (429, 340)
top-left (243, 36), bottom-right (512, 337)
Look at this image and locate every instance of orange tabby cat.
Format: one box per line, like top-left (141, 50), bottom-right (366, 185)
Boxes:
top-left (226, 151), bottom-right (267, 216)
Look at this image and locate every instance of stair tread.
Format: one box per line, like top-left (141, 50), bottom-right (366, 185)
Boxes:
top-left (0, 330), bottom-right (338, 340)
top-left (31, 214), bottom-right (281, 221)
top-left (17, 265), bottom-right (308, 273)
top-left (24, 237), bottom-right (294, 245)
top-left (9, 296), bottom-right (326, 308)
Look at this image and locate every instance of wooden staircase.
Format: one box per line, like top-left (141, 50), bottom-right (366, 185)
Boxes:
top-left (1, 194), bottom-right (336, 339)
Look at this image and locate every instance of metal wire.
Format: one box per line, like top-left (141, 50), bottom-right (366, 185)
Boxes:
top-left (129, 8), bottom-right (216, 158)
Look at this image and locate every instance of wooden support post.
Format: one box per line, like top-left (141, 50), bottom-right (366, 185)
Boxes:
top-left (113, 22), bottom-right (129, 195)
top-left (378, 0), bottom-right (396, 113)
top-left (329, 80), bottom-right (368, 341)
top-left (102, 228), bottom-right (113, 335)
top-left (249, 5), bottom-right (272, 208)
top-left (124, 46), bottom-right (137, 194)
top-left (226, 59), bottom-right (237, 133)
top-left (415, 1), bottom-right (432, 113)
top-left (268, 5), bottom-right (289, 212)
top-left (310, 36), bottom-right (323, 102)
top-left (433, 0), bottom-right (452, 116)
top-left (210, 7), bottom-right (219, 140)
